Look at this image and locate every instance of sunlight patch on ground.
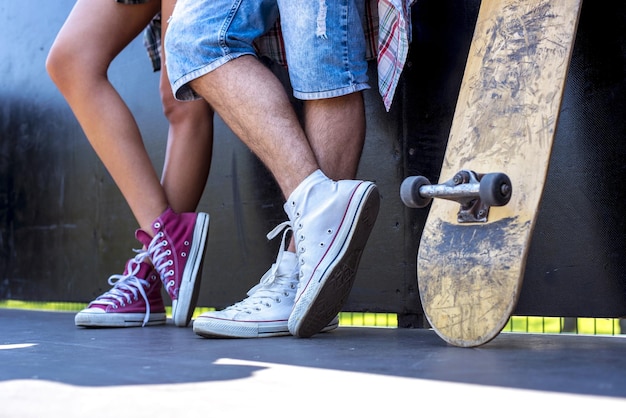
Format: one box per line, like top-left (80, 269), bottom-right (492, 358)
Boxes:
top-left (0, 343), bottom-right (37, 350)
top-left (1, 357), bottom-right (625, 417)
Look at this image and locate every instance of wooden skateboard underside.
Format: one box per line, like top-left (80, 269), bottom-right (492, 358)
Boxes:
top-left (417, 0), bottom-right (582, 347)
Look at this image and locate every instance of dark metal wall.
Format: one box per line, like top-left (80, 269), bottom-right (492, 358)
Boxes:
top-left (1, 0), bottom-right (624, 320)
top-left (516, 1), bottom-right (626, 317)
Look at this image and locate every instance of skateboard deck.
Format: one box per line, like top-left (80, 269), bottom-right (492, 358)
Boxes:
top-left (403, 0), bottom-right (582, 347)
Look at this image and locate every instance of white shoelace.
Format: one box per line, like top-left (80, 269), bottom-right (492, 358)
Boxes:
top-left (227, 268), bottom-right (297, 314)
top-left (92, 249), bottom-right (152, 326)
top-left (146, 231), bottom-right (176, 292)
top-left (226, 221), bottom-right (296, 313)
top-left (263, 220), bottom-right (292, 278)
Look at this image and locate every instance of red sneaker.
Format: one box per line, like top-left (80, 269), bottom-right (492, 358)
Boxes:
top-left (75, 256), bottom-right (165, 327)
top-left (136, 208), bottom-right (210, 327)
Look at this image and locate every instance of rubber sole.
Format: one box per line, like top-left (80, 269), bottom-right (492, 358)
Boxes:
top-left (173, 212), bottom-right (210, 327)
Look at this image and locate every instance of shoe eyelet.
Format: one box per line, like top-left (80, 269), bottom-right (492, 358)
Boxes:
top-left (319, 242), bottom-right (325, 247)
top-left (181, 252), bottom-right (187, 257)
top-left (161, 240), bottom-right (168, 247)
top-left (166, 250), bottom-right (172, 256)
top-left (327, 229), bottom-right (333, 234)
top-left (154, 222), bottom-right (161, 229)
top-left (276, 298), bottom-right (281, 303)
top-left (184, 240), bottom-right (190, 246)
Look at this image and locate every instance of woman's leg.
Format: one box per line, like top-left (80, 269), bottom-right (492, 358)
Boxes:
top-left (159, 0), bottom-right (214, 213)
top-left (46, 0), bottom-right (166, 234)
top-left (47, 0), bottom-right (210, 327)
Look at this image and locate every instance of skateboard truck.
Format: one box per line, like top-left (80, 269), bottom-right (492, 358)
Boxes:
top-left (400, 170), bottom-right (512, 223)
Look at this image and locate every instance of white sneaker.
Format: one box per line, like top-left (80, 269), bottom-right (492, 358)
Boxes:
top-left (286, 170), bottom-right (380, 338)
top-left (193, 249), bottom-right (298, 338)
top-left (193, 224), bottom-right (338, 338)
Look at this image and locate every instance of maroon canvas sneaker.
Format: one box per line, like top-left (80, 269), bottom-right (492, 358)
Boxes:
top-left (136, 208), bottom-right (210, 327)
top-left (75, 256), bottom-right (166, 327)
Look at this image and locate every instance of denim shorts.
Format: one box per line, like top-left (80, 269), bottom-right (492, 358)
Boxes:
top-left (165, 0), bottom-right (370, 101)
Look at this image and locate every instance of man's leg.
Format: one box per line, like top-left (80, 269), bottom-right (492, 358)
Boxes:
top-left (166, 0), bottom-right (378, 338)
top-left (281, 92), bottom-right (365, 257)
top-left (189, 72), bottom-right (376, 339)
top-left (277, 0), bottom-right (377, 337)
top-left (189, 56), bottom-right (318, 198)
top-left (304, 92), bottom-right (366, 180)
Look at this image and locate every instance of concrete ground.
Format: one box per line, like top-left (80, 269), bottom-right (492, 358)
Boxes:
top-left (1, 308), bottom-right (625, 417)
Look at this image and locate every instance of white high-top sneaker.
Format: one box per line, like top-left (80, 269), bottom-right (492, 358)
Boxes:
top-left (192, 223), bottom-right (339, 338)
top-left (286, 170), bottom-right (380, 338)
top-left (193, 251), bottom-right (299, 338)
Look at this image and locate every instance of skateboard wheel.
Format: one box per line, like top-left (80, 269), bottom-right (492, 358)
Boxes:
top-left (400, 176), bottom-right (432, 208)
top-left (479, 173), bottom-right (512, 206)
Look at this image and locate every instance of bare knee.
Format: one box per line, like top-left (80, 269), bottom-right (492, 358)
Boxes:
top-left (161, 86), bottom-right (213, 128)
top-left (46, 39), bottom-right (100, 95)
top-left (45, 40), bottom-right (72, 89)
top-left (160, 88), bottom-right (184, 124)
top-left (46, 43), bottom-right (64, 85)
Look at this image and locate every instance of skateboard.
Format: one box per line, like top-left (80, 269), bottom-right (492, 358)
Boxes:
top-left (400, 0), bottom-right (582, 347)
